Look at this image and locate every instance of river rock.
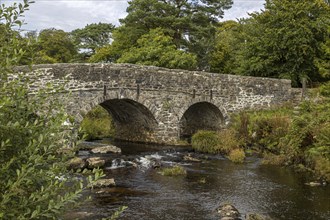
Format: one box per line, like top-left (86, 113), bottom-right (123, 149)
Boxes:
top-left (246, 213), bottom-right (272, 220)
top-left (68, 157), bottom-right (86, 170)
top-left (183, 154), bottom-right (201, 162)
top-left (90, 145), bottom-right (121, 154)
top-left (217, 203), bottom-right (241, 220)
top-left (87, 157), bottom-right (105, 168)
top-left (92, 178), bottom-right (116, 188)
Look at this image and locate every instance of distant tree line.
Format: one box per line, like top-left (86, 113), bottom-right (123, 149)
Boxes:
top-left (2, 0), bottom-right (330, 86)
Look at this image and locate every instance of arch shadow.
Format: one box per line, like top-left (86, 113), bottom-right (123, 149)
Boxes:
top-left (179, 102), bottom-right (224, 140)
top-left (99, 98), bottom-right (158, 142)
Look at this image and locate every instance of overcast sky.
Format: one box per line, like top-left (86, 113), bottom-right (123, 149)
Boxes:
top-left (2, 0), bottom-right (265, 32)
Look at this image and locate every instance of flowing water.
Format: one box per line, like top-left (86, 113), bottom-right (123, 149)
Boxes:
top-left (76, 139), bottom-right (330, 220)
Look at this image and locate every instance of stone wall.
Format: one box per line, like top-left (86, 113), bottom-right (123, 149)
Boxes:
top-left (15, 63), bottom-right (294, 144)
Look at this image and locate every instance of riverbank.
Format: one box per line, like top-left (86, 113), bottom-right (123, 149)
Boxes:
top-left (192, 84), bottom-right (330, 182)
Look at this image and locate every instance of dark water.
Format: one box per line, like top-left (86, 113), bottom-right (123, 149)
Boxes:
top-left (78, 140), bottom-right (330, 220)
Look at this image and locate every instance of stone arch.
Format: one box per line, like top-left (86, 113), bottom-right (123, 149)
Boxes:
top-left (100, 99), bottom-right (158, 142)
top-left (76, 89), bottom-right (159, 143)
top-left (179, 101), bottom-right (226, 140)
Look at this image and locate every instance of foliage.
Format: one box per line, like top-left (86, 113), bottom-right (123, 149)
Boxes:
top-left (216, 129), bottom-right (241, 154)
top-left (71, 22), bottom-right (115, 60)
top-left (79, 105), bottom-right (115, 140)
top-left (117, 28), bottom-right (197, 70)
top-left (236, 0), bottom-right (330, 86)
top-left (160, 165), bottom-right (187, 176)
top-left (228, 149), bottom-right (245, 163)
top-left (209, 20), bottom-right (244, 74)
top-left (0, 1), bottom-right (103, 219)
top-left (92, 0), bottom-right (233, 69)
top-left (313, 157), bottom-right (330, 181)
top-left (230, 96), bottom-right (330, 181)
top-left (35, 28), bottom-right (77, 63)
top-left (191, 129), bottom-right (240, 154)
top-left (191, 130), bottom-right (219, 153)
top-left (319, 81), bottom-right (330, 97)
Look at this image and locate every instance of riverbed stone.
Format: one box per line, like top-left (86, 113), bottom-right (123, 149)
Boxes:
top-left (90, 145), bottom-right (121, 154)
top-left (217, 203), bottom-right (241, 220)
top-left (245, 213), bottom-right (272, 220)
top-left (183, 154), bottom-right (201, 162)
top-left (68, 157), bottom-right (86, 170)
top-left (87, 157), bottom-right (105, 168)
top-left (92, 178), bottom-right (116, 188)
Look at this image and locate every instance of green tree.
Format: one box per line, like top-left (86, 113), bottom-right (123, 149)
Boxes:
top-left (0, 1), bottom-right (102, 219)
top-left (71, 22), bottom-right (115, 61)
top-left (92, 0), bottom-right (233, 70)
top-left (117, 28), bottom-right (197, 70)
top-left (237, 0), bottom-right (330, 86)
top-left (209, 20), bottom-right (244, 74)
top-left (36, 28), bottom-right (77, 63)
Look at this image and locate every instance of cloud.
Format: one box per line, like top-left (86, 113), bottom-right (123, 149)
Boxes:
top-left (223, 0), bottom-right (266, 21)
top-left (3, 0), bottom-right (265, 32)
top-left (10, 0), bottom-right (129, 32)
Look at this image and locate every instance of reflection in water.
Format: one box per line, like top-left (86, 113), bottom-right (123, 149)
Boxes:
top-left (77, 140), bottom-right (330, 220)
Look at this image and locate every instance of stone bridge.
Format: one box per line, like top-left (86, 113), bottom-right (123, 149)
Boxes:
top-left (17, 63), bottom-right (295, 144)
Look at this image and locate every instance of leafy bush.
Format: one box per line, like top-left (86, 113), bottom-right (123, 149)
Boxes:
top-left (216, 129), bottom-right (241, 154)
top-left (0, 2), bottom-right (103, 219)
top-left (261, 153), bottom-right (287, 165)
top-left (160, 165), bottom-right (187, 176)
top-left (319, 81), bottom-right (330, 97)
top-left (253, 115), bottom-right (290, 153)
top-left (313, 157), bottom-right (330, 182)
top-left (228, 149), bottom-right (245, 163)
top-left (80, 105), bottom-right (115, 140)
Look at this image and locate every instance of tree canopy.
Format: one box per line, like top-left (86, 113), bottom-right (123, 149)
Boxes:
top-left (236, 0), bottom-right (330, 86)
top-left (92, 0), bottom-right (233, 70)
top-left (117, 28), bottom-right (197, 70)
top-left (71, 22), bottom-right (115, 60)
top-left (36, 28), bottom-right (77, 63)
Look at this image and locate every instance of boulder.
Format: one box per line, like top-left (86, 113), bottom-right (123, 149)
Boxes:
top-left (217, 203), bottom-right (241, 220)
top-left (68, 157), bottom-right (86, 170)
top-left (87, 157), bottom-right (105, 168)
top-left (91, 145), bottom-right (121, 154)
top-left (246, 213), bottom-right (272, 220)
top-left (91, 178), bottom-right (116, 188)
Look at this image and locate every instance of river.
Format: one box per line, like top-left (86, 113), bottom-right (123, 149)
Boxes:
top-left (75, 139), bottom-right (330, 220)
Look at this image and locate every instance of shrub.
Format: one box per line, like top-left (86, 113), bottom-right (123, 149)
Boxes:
top-left (160, 165), bottom-right (187, 176)
top-left (252, 115), bottom-right (291, 153)
top-left (216, 129), bottom-right (241, 154)
top-left (0, 2), bottom-right (103, 219)
top-left (313, 157), bottom-right (330, 182)
top-left (191, 130), bottom-right (219, 153)
top-left (261, 153), bottom-right (287, 165)
top-left (228, 149), bottom-right (245, 163)
top-left (319, 81), bottom-right (330, 97)
top-left (192, 129), bottom-right (241, 154)
top-left (80, 105), bottom-right (115, 140)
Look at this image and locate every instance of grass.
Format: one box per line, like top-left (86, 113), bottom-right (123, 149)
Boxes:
top-left (191, 129), bottom-right (240, 154)
top-left (159, 165), bottom-right (187, 176)
top-left (228, 149), bottom-right (245, 163)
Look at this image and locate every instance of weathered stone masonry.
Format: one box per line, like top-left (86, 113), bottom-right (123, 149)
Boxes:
top-left (16, 63), bottom-right (294, 144)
